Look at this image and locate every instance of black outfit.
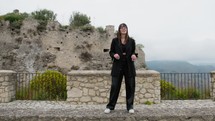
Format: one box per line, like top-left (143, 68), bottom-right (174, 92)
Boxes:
top-left (106, 37), bottom-right (136, 111)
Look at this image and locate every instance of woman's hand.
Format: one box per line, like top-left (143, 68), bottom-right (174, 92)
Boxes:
top-left (131, 54), bottom-right (137, 61)
top-left (114, 54), bottom-right (120, 60)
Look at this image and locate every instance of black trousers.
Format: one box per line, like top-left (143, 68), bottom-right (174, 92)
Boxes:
top-left (106, 61), bottom-right (135, 111)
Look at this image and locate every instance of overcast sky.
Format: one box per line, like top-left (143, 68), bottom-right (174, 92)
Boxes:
top-left (1, 0), bottom-right (215, 64)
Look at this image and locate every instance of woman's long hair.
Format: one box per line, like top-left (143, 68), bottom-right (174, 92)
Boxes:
top-left (117, 23), bottom-right (129, 42)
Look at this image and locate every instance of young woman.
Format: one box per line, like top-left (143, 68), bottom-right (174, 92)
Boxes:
top-left (105, 23), bottom-right (137, 113)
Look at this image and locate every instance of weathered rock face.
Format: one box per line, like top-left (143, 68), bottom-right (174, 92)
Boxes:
top-left (0, 18), bottom-right (146, 73)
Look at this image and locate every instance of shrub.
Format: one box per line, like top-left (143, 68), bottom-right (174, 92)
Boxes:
top-left (71, 65), bottom-right (80, 70)
top-left (144, 101), bottom-right (153, 105)
top-left (1, 12), bottom-right (28, 29)
top-left (176, 88), bottom-right (200, 99)
top-left (69, 12), bottom-right (91, 28)
top-left (4, 13), bottom-right (25, 23)
top-left (10, 20), bottom-right (23, 29)
top-left (59, 25), bottom-right (69, 31)
top-left (203, 89), bottom-right (211, 99)
top-left (16, 86), bottom-right (31, 100)
top-left (0, 16), bottom-right (4, 21)
top-left (30, 70), bottom-right (67, 100)
top-left (37, 20), bottom-right (47, 32)
top-left (31, 9), bottom-right (57, 32)
top-left (31, 9), bottom-right (56, 21)
top-left (160, 80), bottom-right (177, 99)
top-left (80, 24), bottom-right (95, 32)
top-left (137, 44), bottom-right (144, 49)
top-left (96, 27), bottom-right (106, 34)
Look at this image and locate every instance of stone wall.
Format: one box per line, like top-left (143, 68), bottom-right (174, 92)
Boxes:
top-left (1, 70), bottom-right (215, 104)
top-left (67, 70), bottom-right (160, 104)
top-left (211, 71), bottom-right (215, 100)
top-left (0, 70), bottom-right (16, 103)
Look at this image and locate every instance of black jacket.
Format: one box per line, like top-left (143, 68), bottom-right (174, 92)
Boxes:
top-left (109, 37), bottom-right (136, 77)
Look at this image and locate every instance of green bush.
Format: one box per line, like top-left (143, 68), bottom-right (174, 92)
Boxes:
top-left (161, 80), bottom-right (203, 100)
top-left (0, 16), bottom-right (3, 21)
top-left (31, 9), bottom-right (56, 21)
top-left (30, 70), bottom-right (67, 100)
top-left (203, 89), bottom-right (211, 99)
top-left (69, 12), bottom-right (91, 28)
top-left (16, 86), bottom-right (31, 100)
top-left (144, 101), bottom-right (153, 105)
top-left (80, 24), bottom-right (95, 32)
top-left (59, 25), bottom-right (69, 31)
top-left (37, 20), bottom-right (48, 32)
top-left (176, 88), bottom-right (200, 99)
top-left (160, 80), bottom-right (177, 99)
top-left (10, 20), bottom-right (23, 29)
top-left (1, 12), bottom-right (28, 29)
top-left (96, 27), bottom-right (106, 34)
top-left (4, 13), bottom-right (25, 23)
top-left (31, 9), bottom-right (57, 32)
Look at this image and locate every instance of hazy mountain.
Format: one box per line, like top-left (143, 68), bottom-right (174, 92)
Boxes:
top-left (146, 60), bottom-right (215, 73)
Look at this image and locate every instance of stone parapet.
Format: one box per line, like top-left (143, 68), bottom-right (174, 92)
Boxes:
top-left (211, 71), bottom-right (215, 101)
top-left (67, 70), bottom-right (160, 104)
top-left (0, 70), bottom-right (16, 103)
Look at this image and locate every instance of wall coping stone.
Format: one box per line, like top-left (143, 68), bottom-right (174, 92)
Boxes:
top-left (68, 70), bottom-right (160, 76)
top-left (0, 70), bottom-right (16, 73)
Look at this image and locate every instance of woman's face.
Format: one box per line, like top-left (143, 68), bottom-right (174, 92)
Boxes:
top-left (120, 26), bottom-right (127, 35)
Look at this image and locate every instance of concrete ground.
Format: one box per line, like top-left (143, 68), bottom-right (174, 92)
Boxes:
top-left (1, 100), bottom-right (215, 121)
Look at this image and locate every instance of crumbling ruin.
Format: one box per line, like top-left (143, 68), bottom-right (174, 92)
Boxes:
top-left (0, 18), bottom-right (145, 73)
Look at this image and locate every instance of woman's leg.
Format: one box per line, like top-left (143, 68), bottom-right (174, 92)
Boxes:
top-left (125, 76), bottom-right (135, 111)
top-left (106, 74), bottom-right (123, 110)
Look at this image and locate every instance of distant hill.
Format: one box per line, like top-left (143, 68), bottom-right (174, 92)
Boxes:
top-left (146, 60), bottom-right (215, 73)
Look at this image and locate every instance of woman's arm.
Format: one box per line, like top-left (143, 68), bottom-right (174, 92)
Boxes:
top-left (109, 39), bottom-right (115, 59)
top-left (109, 39), bottom-right (120, 60)
top-left (131, 39), bottom-right (137, 61)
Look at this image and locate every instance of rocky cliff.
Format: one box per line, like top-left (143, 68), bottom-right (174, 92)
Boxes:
top-left (0, 18), bottom-right (145, 73)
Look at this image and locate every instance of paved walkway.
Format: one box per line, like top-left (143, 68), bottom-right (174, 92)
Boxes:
top-left (1, 100), bottom-right (215, 121)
